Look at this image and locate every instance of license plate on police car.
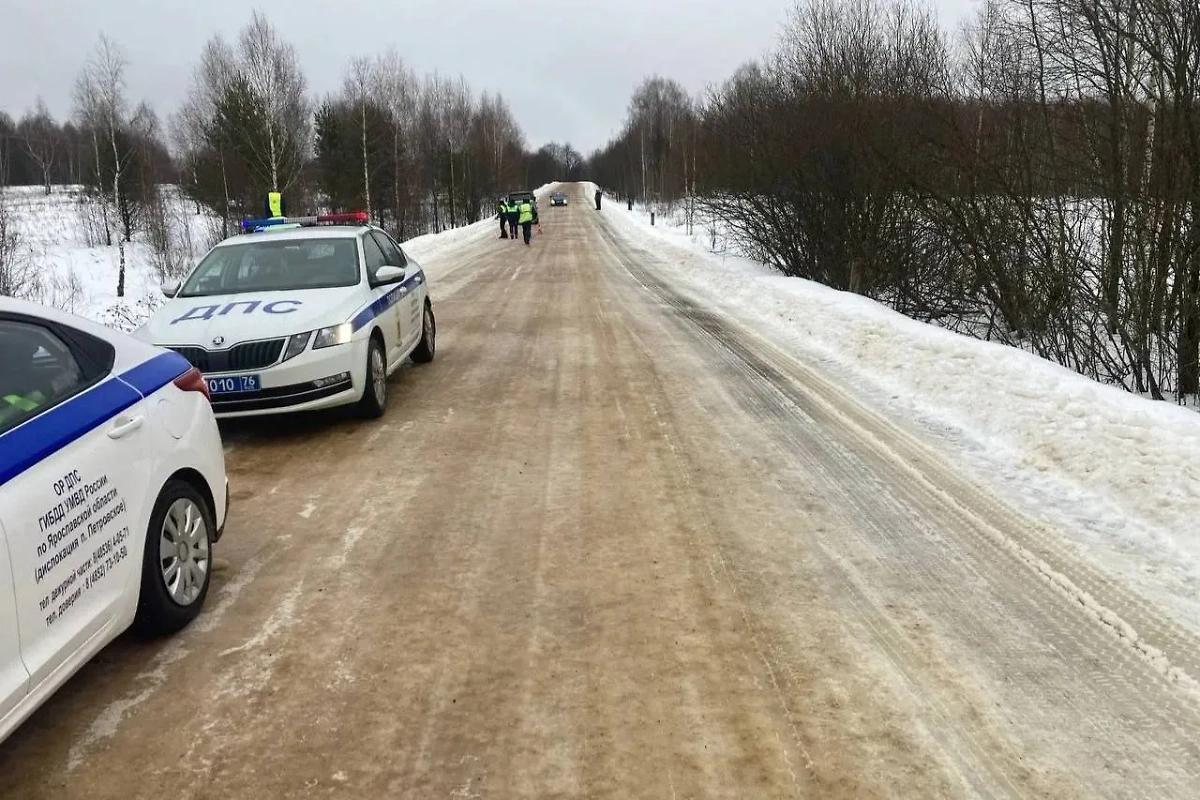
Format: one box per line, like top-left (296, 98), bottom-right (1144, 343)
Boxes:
top-left (205, 374), bottom-right (260, 394)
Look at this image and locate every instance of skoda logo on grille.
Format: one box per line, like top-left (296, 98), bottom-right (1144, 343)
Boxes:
top-left (212, 335), bottom-right (225, 347)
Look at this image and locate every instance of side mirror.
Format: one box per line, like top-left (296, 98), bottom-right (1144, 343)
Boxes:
top-left (161, 280), bottom-right (181, 298)
top-left (373, 266), bottom-right (405, 286)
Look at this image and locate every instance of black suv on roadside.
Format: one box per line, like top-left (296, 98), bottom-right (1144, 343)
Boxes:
top-left (507, 190), bottom-right (538, 214)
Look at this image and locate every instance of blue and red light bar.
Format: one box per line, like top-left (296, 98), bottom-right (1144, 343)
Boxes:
top-left (241, 211), bottom-right (368, 232)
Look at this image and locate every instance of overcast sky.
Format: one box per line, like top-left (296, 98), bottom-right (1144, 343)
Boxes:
top-left (0, 0), bottom-right (977, 155)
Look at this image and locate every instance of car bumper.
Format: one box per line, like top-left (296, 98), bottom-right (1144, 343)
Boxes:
top-left (202, 339), bottom-right (367, 418)
top-left (211, 379), bottom-right (358, 417)
top-left (215, 477), bottom-right (229, 543)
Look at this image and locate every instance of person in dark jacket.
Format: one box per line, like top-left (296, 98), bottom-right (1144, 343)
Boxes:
top-left (506, 200), bottom-right (519, 240)
top-left (595, 189), bottom-right (602, 210)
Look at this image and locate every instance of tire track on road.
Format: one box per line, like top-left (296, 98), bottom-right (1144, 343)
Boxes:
top-left (595, 213), bottom-right (1200, 798)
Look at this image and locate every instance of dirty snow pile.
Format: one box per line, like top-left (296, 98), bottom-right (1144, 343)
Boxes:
top-left (403, 182), bottom-right (561, 276)
top-left (401, 216), bottom-right (495, 268)
top-left (588, 182), bottom-right (1200, 631)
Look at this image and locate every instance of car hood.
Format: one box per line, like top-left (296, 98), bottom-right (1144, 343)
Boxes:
top-left (142, 287), bottom-right (367, 347)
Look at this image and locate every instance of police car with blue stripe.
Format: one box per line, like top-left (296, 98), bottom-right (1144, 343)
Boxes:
top-left (0, 297), bottom-right (227, 743)
top-left (139, 212), bottom-right (436, 419)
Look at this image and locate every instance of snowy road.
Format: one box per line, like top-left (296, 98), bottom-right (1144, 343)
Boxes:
top-left (2, 184), bottom-right (1199, 798)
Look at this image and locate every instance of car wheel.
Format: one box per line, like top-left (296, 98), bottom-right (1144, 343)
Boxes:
top-left (412, 303), bottom-right (436, 364)
top-left (134, 479), bottom-right (213, 636)
top-left (357, 335), bottom-right (388, 418)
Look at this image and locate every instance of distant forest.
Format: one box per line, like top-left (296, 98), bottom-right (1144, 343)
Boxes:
top-left (6, 0), bottom-right (1200, 402)
top-left (0, 10), bottom-right (587, 243)
top-left (590, 0), bottom-right (1200, 402)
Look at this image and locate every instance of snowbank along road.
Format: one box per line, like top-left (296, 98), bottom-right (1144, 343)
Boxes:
top-left (2, 183), bottom-right (1199, 799)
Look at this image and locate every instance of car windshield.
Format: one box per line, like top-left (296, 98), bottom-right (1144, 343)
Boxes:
top-left (179, 237), bottom-right (360, 297)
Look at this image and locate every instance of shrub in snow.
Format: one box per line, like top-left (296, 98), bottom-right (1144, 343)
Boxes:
top-left (0, 199), bottom-right (42, 300)
top-left (102, 294), bottom-right (163, 332)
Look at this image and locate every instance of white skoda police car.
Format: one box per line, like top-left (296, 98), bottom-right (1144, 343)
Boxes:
top-left (139, 212), bottom-right (436, 419)
top-left (0, 297), bottom-right (227, 743)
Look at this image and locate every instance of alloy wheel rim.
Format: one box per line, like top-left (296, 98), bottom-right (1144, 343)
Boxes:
top-left (159, 498), bottom-right (209, 606)
top-left (372, 347), bottom-right (386, 405)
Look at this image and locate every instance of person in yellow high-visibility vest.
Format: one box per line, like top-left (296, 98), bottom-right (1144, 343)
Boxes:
top-left (518, 199), bottom-right (534, 245)
top-left (264, 191), bottom-right (285, 219)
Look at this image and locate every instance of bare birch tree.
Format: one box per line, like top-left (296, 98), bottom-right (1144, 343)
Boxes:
top-left (174, 37), bottom-right (238, 228)
top-left (75, 34), bottom-right (134, 296)
top-left (19, 99), bottom-right (59, 195)
top-left (373, 49), bottom-right (419, 235)
top-left (431, 74), bottom-right (474, 227)
top-left (344, 56), bottom-right (375, 218)
top-left (237, 10), bottom-right (309, 192)
top-left (476, 91), bottom-right (523, 192)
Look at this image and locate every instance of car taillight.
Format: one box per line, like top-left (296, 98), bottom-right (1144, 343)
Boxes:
top-left (174, 367), bottom-right (211, 401)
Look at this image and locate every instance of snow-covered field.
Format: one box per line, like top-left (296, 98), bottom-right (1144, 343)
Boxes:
top-left (1, 185), bottom-right (219, 330)
top-left (589, 181), bottom-right (1200, 635)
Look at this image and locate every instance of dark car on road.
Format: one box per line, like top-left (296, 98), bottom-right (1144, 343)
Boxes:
top-left (551, 192), bottom-right (568, 207)
top-left (507, 191), bottom-right (538, 214)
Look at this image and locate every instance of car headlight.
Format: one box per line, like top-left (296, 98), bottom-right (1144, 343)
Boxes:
top-left (313, 323), bottom-right (353, 349)
top-left (282, 331), bottom-right (312, 362)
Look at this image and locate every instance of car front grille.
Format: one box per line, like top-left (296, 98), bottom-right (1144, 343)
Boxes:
top-left (168, 338), bottom-right (285, 373)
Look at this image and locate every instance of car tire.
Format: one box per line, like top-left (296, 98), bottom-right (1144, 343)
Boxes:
top-left (357, 335), bottom-right (388, 419)
top-left (411, 303), bottom-right (436, 364)
top-left (134, 479), bottom-right (213, 637)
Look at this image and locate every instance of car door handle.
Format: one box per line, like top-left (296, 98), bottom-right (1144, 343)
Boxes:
top-left (108, 415), bottom-right (145, 439)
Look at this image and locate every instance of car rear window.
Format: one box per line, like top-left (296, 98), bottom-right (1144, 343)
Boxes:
top-left (180, 238), bottom-right (361, 297)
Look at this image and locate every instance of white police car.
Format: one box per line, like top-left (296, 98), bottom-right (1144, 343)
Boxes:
top-left (0, 297), bottom-right (227, 743)
top-left (139, 212), bottom-right (435, 419)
